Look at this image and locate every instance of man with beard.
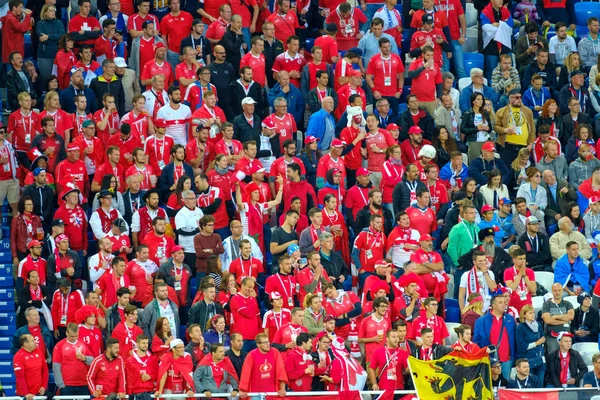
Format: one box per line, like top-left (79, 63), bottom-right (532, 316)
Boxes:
top-left (316, 139), bottom-right (347, 189)
top-left (125, 245), bottom-right (158, 306)
top-left (143, 217), bottom-right (176, 267)
top-left (458, 250), bottom-right (498, 312)
top-left (125, 334), bottom-right (159, 397)
top-left (353, 214), bottom-right (386, 288)
top-left (405, 188), bottom-right (436, 237)
top-left (190, 91), bottom-right (227, 145)
top-left (411, 235), bottom-right (448, 306)
top-left (132, 189), bottom-right (170, 249)
top-left (194, 343), bottom-right (239, 395)
top-left (157, 86), bottom-right (192, 146)
top-left (517, 214), bottom-right (553, 271)
top-left (125, 148), bottom-right (156, 191)
top-left (282, 163), bottom-right (317, 216)
top-left (90, 189), bottom-right (127, 240)
top-left (386, 211), bottom-right (420, 269)
top-left (155, 339), bottom-right (195, 397)
top-left (368, 329), bottom-right (409, 390)
top-left (399, 96), bottom-right (434, 143)
top-left (183, 67), bottom-right (218, 112)
top-left (140, 42), bottom-right (174, 90)
top-left (87, 237), bottom-right (115, 288)
top-left (495, 89), bottom-right (536, 163)
top-left (157, 145), bottom-right (195, 202)
top-left (458, 228), bottom-right (513, 286)
top-left (230, 68), bottom-right (266, 119)
top-left (106, 123), bottom-right (143, 170)
top-left (59, 68), bottom-right (97, 114)
top-left (355, 189), bottom-right (393, 236)
top-left (399, 125), bottom-right (432, 165)
top-left (392, 273), bottom-right (426, 333)
top-left (142, 283), bottom-right (180, 344)
top-left (392, 164), bottom-right (426, 213)
top-left (86, 338), bottom-right (126, 398)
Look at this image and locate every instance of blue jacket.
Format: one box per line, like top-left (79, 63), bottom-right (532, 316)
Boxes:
top-left (305, 108), bottom-right (335, 151)
top-left (59, 85), bottom-right (98, 114)
top-left (439, 162), bottom-right (469, 184)
top-left (515, 320), bottom-right (544, 363)
top-left (11, 324), bottom-right (54, 355)
top-left (459, 83), bottom-right (498, 113)
top-left (36, 19), bottom-right (66, 59)
top-left (554, 254), bottom-right (591, 293)
top-left (157, 162), bottom-right (195, 203)
top-left (268, 83), bottom-right (306, 125)
top-left (469, 156), bottom-right (511, 186)
top-left (473, 311), bottom-right (517, 361)
top-left (523, 87), bottom-right (551, 119)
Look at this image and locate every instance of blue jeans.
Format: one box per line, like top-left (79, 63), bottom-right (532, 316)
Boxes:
top-left (241, 27), bottom-right (251, 48)
top-left (531, 363), bottom-right (546, 387)
top-left (167, 50), bottom-right (180, 76)
top-left (383, 203), bottom-right (395, 218)
top-left (451, 40), bottom-right (467, 79)
top-left (501, 360), bottom-right (513, 381)
top-left (484, 54), bottom-right (499, 83)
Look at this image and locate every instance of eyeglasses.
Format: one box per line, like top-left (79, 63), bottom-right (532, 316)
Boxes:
top-left (184, 197), bottom-right (196, 200)
top-left (275, 105), bottom-right (287, 108)
top-left (533, 174), bottom-right (541, 178)
top-left (511, 95), bottom-right (522, 99)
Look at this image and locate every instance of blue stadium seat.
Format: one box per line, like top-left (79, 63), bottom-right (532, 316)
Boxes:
top-left (463, 52), bottom-right (484, 74)
top-left (575, 2), bottom-right (600, 26)
top-left (0, 265), bottom-right (11, 278)
top-left (0, 276), bottom-right (13, 288)
top-left (446, 307), bottom-right (460, 323)
top-left (0, 289), bottom-right (14, 312)
top-left (398, 103), bottom-right (407, 114)
top-left (24, 33), bottom-right (32, 60)
top-left (399, 85), bottom-right (411, 103)
top-left (576, 25), bottom-right (589, 39)
top-left (305, 38), bottom-right (315, 53)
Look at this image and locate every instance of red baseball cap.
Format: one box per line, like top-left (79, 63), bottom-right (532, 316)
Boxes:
top-left (171, 245), bottom-right (184, 253)
top-left (420, 234), bottom-right (435, 241)
top-left (305, 135), bottom-right (319, 145)
top-left (331, 139), bottom-right (346, 147)
top-left (482, 141), bottom-right (496, 152)
top-left (481, 204), bottom-right (495, 213)
top-left (249, 164), bottom-right (266, 175)
top-left (67, 143), bottom-right (80, 152)
top-left (356, 167), bottom-right (370, 177)
top-left (154, 118), bottom-right (167, 129)
top-left (27, 240), bottom-right (42, 249)
top-left (387, 123), bottom-right (399, 131)
top-left (347, 68), bottom-right (361, 77)
top-left (408, 126), bottom-right (423, 135)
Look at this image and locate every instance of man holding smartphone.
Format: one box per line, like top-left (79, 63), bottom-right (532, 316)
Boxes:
top-left (515, 21), bottom-right (548, 71)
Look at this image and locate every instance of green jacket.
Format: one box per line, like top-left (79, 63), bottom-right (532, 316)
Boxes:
top-left (447, 221), bottom-right (480, 266)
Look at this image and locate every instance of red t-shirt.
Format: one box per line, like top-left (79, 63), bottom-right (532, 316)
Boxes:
top-left (175, 62), bottom-right (198, 92)
top-left (370, 346), bottom-right (409, 389)
top-left (304, 62), bottom-right (329, 91)
top-left (358, 315), bottom-right (390, 363)
top-left (410, 28), bottom-right (446, 67)
top-left (141, 60), bottom-right (174, 91)
top-left (106, 134), bottom-right (143, 169)
top-left (366, 53), bottom-right (405, 97)
top-left (272, 51), bottom-right (306, 88)
top-left (409, 58), bottom-right (443, 102)
top-left (267, 12), bottom-right (299, 45)
top-left (144, 135), bottom-right (175, 176)
top-left (205, 19), bottom-right (228, 42)
top-left (198, 0), bottom-right (227, 24)
top-left (503, 267), bottom-right (535, 313)
top-left (353, 229), bottom-right (386, 273)
top-left (409, 314), bottom-right (448, 344)
top-left (314, 35), bottom-right (339, 64)
top-left (365, 129), bottom-right (395, 172)
top-left (271, 113), bottom-right (297, 153)
top-left (405, 205), bottom-right (437, 237)
top-left (92, 109), bottom-right (121, 146)
top-left (68, 14), bottom-right (101, 45)
top-left (240, 53), bottom-right (267, 87)
top-left (229, 0), bottom-right (257, 26)
top-left (38, 109), bottom-right (73, 142)
top-left (325, 7), bottom-right (367, 39)
top-left (8, 110), bottom-right (40, 152)
top-left (127, 13), bottom-right (160, 32)
top-left (160, 11), bottom-right (194, 52)
top-left (490, 314), bottom-right (511, 362)
top-left (435, 0), bottom-right (465, 40)
top-left (262, 309), bottom-right (292, 343)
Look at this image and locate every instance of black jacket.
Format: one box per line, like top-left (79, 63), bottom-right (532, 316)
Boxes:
top-left (207, 61), bottom-right (236, 111)
top-left (562, 113), bottom-right (594, 142)
top-left (219, 29), bottom-right (244, 73)
top-left (88, 75), bottom-right (126, 116)
top-left (307, 87), bottom-right (338, 114)
top-left (319, 249), bottom-right (348, 289)
top-left (22, 183), bottom-right (55, 231)
top-left (460, 109), bottom-right (491, 143)
top-left (228, 80), bottom-right (268, 119)
top-left (571, 305), bottom-right (600, 342)
top-left (457, 245), bottom-right (513, 284)
top-left (542, 179), bottom-right (577, 227)
top-left (232, 113), bottom-right (262, 145)
top-left (225, 348), bottom-right (248, 379)
top-left (17, 284), bottom-right (51, 327)
top-left (399, 108), bottom-right (434, 141)
top-left (262, 36), bottom-right (284, 89)
top-left (157, 162), bottom-right (195, 202)
top-left (6, 69), bottom-right (38, 111)
top-left (187, 300), bottom-right (224, 330)
top-left (547, 349), bottom-right (587, 387)
top-left (122, 189), bottom-right (146, 226)
top-left (392, 176), bottom-right (427, 215)
top-left (440, 202), bottom-right (461, 244)
top-left (411, 344), bottom-right (454, 360)
top-left (517, 232), bottom-right (552, 269)
top-left (536, 115), bottom-right (565, 147)
top-left (105, 303), bottom-right (124, 337)
top-left (559, 84), bottom-right (593, 116)
top-left (355, 204), bottom-right (393, 236)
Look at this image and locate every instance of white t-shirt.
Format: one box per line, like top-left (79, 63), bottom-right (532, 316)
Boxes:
top-left (459, 268), bottom-right (495, 310)
top-left (156, 104), bottom-right (192, 145)
top-left (548, 35), bottom-right (577, 66)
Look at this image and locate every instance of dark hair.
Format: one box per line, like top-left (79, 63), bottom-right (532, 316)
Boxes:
top-left (174, 175), bottom-right (192, 207)
top-left (41, 116), bottom-right (55, 128)
top-left (142, 20), bottom-right (154, 29)
top-left (296, 332), bottom-right (311, 346)
top-left (100, 174), bottom-right (119, 192)
top-left (524, 21), bottom-right (538, 33)
top-left (470, 92), bottom-right (485, 109)
top-left (348, 94), bottom-right (361, 105)
top-left (472, 250), bottom-right (486, 260)
top-left (371, 17), bottom-right (383, 27)
top-left (486, 168), bottom-right (502, 187)
top-left (378, 37), bottom-right (390, 47)
top-left (105, 337), bottom-right (119, 348)
top-left (287, 162), bottom-right (301, 175)
top-left (566, 240), bottom-right (579, 249)
top-left (206, 255), bottom-right (222, 277)
top-left (432, 126), bottom-right (457, 157)
top-left (286, 35), bottom-right (299, 45)
top-left (18, 195), bottom-right (33, 214)
top-left (117, 287), bottom-right (131, 297)
top-left (167, 85), bottom-right (180, 97)
top-left (567, 202), bottom-right (583, 230)
top-left (102, 18), bottom-right (116, 29)
top-left (155, 317), bottom-right (171, 340)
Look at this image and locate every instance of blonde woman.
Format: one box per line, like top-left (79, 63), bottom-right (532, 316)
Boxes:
top-left (461, 293), bottom-right (484, 331)
top-left (36, 4), bottom-right (65, 79)
top-left (509, 148), bottom-right (531, 194)
top-left (516, 304), bottom-right (546, 384)
top-left (558, 52), bottom-right (582, 89)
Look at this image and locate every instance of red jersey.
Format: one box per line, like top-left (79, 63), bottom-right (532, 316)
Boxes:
top-left (142, 232), bottom-right (175, 266)
top-left (205, 18), bottom-right (227, 42)
top-left (72, 135), bottom-right (105, 175)
top-left (410, 28), bottom-right (446, 67)
top-left (78, 324), bottom-right (104, 357)
top-left (230, 294), bottom-right (261, 340)
top-left (125, 259), bottom-right (159, 305)
top-left (358, 314), bottom-right (390, 362)
top-left (270, 155), bottom-right (306, 190)
top-left (92, 109), bottom-right (120, 146)
top-left (127, 13), bottom-right (160, 31)
top-left (190, 105), bottom-right (227, 144)
top-left (325, 6), bottom-right (367, 40)
top-left (272, 51), bottom-right (306, 88)
top-left (409, 314), bottom-right (448, 344)
top-left (270, 113), bottom-right (297, 153)
top-left (316, 154), bottom-right (346, 188)
top-left (335, 84), bottom-right (366, 119)
top-left (160, 11), bottom-right (194, 52)
top-left (265, 273), bottom-right (297, 310)
top-left (296, 266), bottom-right (330, 305)
top-left (55, 159), bottom-right (88, 204)
top-left (38, 109), bottom-right (73, 142)
top-left (196, 186), bottom-right (229, 229)
top-left (144, 135), bottom-right (174, 176)
top-left (427, 179), bottom-right (449, 214)
top-left (8, 110), bottom-right (40, 152)
top-left (229, 0), bottom-right (256, 25)
top-left (111, 321), bottom-right (143, 360)
top-left (322, 290), bottom-right (360, 338)
top-left (18, 256), bottom-right (47, 286)
top-left (353, 229), bottom-right (386, 273)
top-left (207, 169), bottom-right (234, 201)
top-left (314, 35), bottom-right (339, 64)
top-left (92, 161), bottom-right (125, 192)
top-left (272, 323), bottom-right (308, 358)
top-left (214, 139), bottom-right (243, 162)
top-left (339, 126), bottom-right (364, 170)
top-left (405, 204), bottom-right (437, 237)
top-left (435, 0), bottom-right (465, 40)
top-left (268, 11), bottom-right (299, 45)
top-left (71, 112), bottom-right (93, 141)
top-left (503, 266), bottom-right (535, 313)
top-left (344, 185), bottom-right (370, 218)
top-left (121, 110), bottom-right (150, 144)
top-left (14, 347), bottom-right (48, 396)
top-left (229, 256), bottom-right (264, 285)
top-left (53, 204), bottom-right (89, 251)
top-left (51, 289), bottom-right (85, 328)
top-left (52, 339), bottom-right (93, 386)
top-left (198, 0), bottom-right (227, 24)
top-left (86, 354), bottom-right (127, 395)
top-left (141, 60), bottom-right (174, 91)
top-left (125, 351), bottom-right (159, 394)
top-left (408, 58), bottom-right (443, 102)
top-left (285, 348), bottom-right (315, 391)
top-left (106, 133), bottom-right (143, 169)
top-left (68, 14), bottom-right (101, 45)
top-left (185, 138), bottom-right (214, 173)
top-left (366, 53), bottom-right (405, 97)
top-left (411, 9), bottom-right (449, 32)
top-left (240, 53), bottom-right (267, 87)
top-left (97, 271), bottom-right (131, 308)
top-left (125, 164), bottom-right (156, 191)
top-left (365, 129), bottom-right (395, 172)
top-left (370, 346), bottom-right (409, 389)
top-left (175, 61), bottom-right (197, 92)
